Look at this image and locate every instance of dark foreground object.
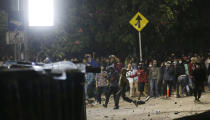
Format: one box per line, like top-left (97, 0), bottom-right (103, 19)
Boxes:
top-left (175, 110), bottom-right (210, 120)
top-left (0, 69), bottom-right (86, 120)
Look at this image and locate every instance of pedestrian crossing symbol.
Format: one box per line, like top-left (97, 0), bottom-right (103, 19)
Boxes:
top-left (129, 12), bottom-right (149, 32)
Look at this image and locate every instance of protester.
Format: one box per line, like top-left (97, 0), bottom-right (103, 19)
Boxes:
top-left (192, 62), bottom-right (206, 102)
top-left (95, 65), bottom-right (108, 104)
top-left (129, 63), bottom-right (149, 101)
top-left (86, 55), bottom-right (99, 101)
top-left (2, 51), bottom-right (210, 106)
top-left (163, 61), bottom-right (176, 97)
top-left (176, 59), bottom-right (188, 97)
top-left (148, 60), bottom-right (161, 98)
top-left (132, 63), bottom-right (139, 97)
top-left (115, 57), bottom-right (123, 74)
top-left (188, 57), bottom-right (197, 87)
top-left (103, 67), bottom-right (119, 109)
top-left (205, 54), bottom-right (210, 91)
top-left (115, 68), bottom-right (139, 109)
top-left (126, 63), bottom-right (135, 97)
top-left (160, 62), bottom-right (166, 96)
top-left (84, 59), bottom-right (94, 102)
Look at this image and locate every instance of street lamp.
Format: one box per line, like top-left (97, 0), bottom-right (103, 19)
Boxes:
top-left (28, 0), bottom-right (54, 27)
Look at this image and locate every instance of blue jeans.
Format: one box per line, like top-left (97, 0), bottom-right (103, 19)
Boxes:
top-left (178, 75), bottom-right (189, 95)
top-left (150, 79), bottom-right (159, 97)
top-left (188, 78), bottom-right (193, 87)
top-left (96, 86), bottom-right (108, 104)
top-left (85, 83), bottom-right (90, 100)
top-left (85, 73), bottom-right (94, 100)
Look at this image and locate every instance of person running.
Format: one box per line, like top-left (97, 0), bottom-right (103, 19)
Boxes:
top-left (103, 67), bottom-right (119, 109)
top-left (114, 68), bottom-right (139, 109)
top-left (95, 65), bottom-right (108, 104)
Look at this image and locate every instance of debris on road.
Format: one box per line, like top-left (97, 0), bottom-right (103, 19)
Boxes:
top-left (174, 111), bottom-right (180, 115)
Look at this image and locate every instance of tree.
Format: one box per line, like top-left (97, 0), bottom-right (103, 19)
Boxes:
top-left (27, 0), bottom-right (210, 60)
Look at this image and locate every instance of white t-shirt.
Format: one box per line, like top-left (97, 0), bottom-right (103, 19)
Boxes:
top-left (132, 69), bottom-right (138, 82)
top-left (126, 69), bottom-right (134, 83)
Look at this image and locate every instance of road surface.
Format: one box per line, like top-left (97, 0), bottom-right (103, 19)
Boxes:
top-left (87, 92), bottom-right (210, 120)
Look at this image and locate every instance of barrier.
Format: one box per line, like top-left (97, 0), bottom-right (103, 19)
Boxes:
top-left (0, 69), bottom-right (86, 120)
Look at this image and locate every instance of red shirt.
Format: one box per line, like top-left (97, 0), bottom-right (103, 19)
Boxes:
top-left (130, 69), bottom-right (147, 83)
top-left (188, 63), bottom-right (196, 78)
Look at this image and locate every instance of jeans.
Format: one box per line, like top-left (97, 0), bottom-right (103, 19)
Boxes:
top-left (85, 73), bottom-right (94, 100)
top-left (105, 86), bottom-right (119, 107)
top-left (188, 76), bottom-right (193, 87)
top-left (208, 75), bottom-right (210, 91)
top-left (165, 80), bottom-right (173, 96)
top-left (85, 83), bottom-right (90, 100)
top-left (96, 86), bottom-right (108, 104)
top-left (115, 87), bottom-right (133, 107)
top-left (193, 82), bottom-right (203, 100)
top-left (177, 76), bottom-right (190, 96)
top-left (150, 79), bottom-right (159, 97)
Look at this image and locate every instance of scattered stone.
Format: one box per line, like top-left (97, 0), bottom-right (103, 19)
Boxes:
top-left (88, 104), bottom-right (94, 107)
top-left (175, 102), bottom-right (177, 104)
top-left (155, 110), bottom-right (160, 114)
top-left (148, 114), bottom-right (150, 117)
top-left (174, 112), bottom-right (180, 115)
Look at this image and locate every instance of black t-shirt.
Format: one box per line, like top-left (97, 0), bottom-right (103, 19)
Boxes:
top-left (192, 67), bottom-right (206, 83)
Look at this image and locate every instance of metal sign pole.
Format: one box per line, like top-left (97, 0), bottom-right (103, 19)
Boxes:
top-left (139, 32), bottom-right (142, 62)
top-left (129, 12), bottom-right (148, 62)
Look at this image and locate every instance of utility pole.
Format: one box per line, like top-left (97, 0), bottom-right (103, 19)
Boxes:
top-left (9, 0), bottom-right (28, 61)
top-left (22, 0), bottom-right (29, 61)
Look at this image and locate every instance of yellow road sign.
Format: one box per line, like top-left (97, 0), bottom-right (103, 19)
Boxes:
top-left (129, 12), bottom-right (149, 32)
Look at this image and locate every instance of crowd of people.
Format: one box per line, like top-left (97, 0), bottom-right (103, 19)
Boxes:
top-left (81, 52), bottom-right (210, 109)
top-left (0, 52), bottom-right (210, 110)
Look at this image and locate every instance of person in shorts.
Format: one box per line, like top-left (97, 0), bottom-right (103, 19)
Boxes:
top-left (129, 63), bottom-right (149, 101)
